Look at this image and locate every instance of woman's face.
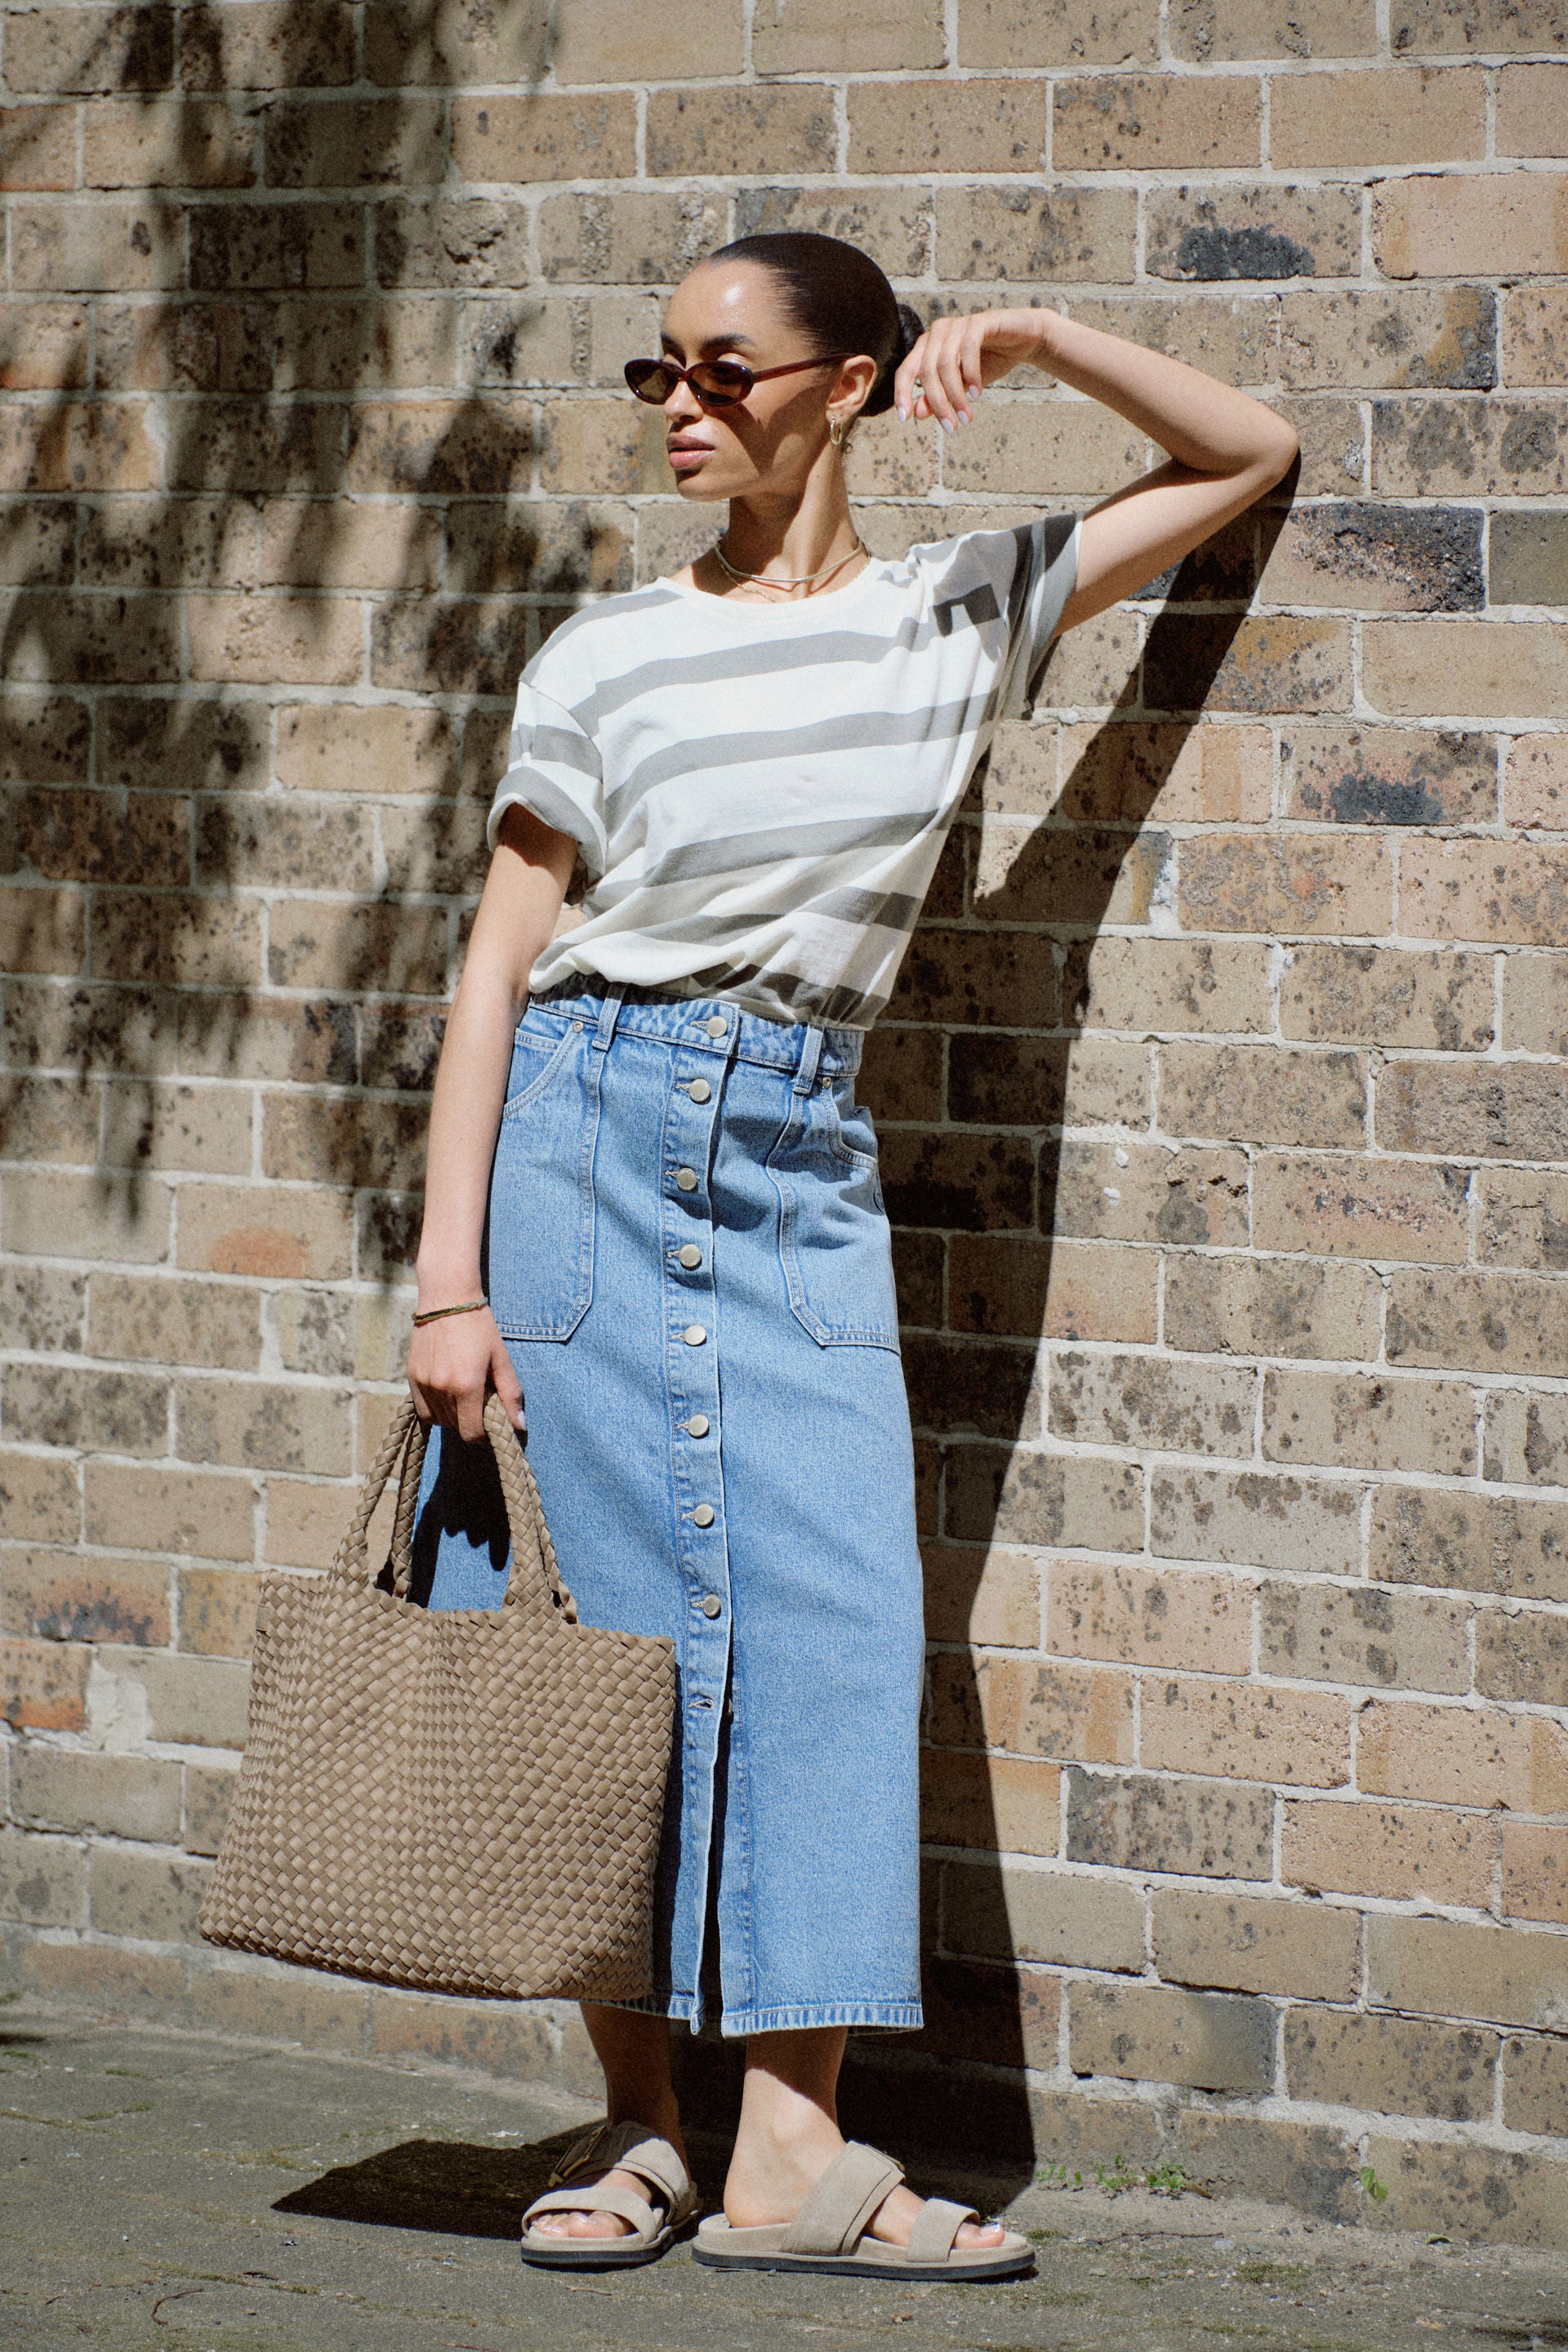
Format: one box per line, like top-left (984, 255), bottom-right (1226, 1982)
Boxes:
top-left (656, 261), bottom-right (878, 502)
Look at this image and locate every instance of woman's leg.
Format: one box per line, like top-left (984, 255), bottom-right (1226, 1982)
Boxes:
top-left (722, 2029), bottom-right (1004, 2249)
top-left (528, 2005), bottom-right (687, 2242)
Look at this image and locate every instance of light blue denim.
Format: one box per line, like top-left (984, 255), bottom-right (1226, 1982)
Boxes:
top-left (412, 982), bottom-right (925, 2037)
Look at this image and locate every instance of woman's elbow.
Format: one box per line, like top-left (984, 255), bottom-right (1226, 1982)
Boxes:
top-left (1255, 412), bottom-right (1300, 490)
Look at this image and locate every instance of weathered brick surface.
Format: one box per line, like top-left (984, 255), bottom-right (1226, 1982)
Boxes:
top-left (0, 0), bottom-right (1563, 2234)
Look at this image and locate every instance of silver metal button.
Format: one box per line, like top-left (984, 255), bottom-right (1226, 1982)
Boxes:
top-left (678, 1243), bottom-right (702, 1269)
top-left (688, 1078), bottom-right (712, 1103)
top-left (693, 1503), bottom-right (715, 1527)
top-left (686, 1413), bottom-right (710, 1438)
top-left (675, 1166), bottom-right (697, 1191)
top-left (572, 1019), bottom-right (584, 1031)
top-left (683, 1323), bottom-right (706, 1346)
top-left (702, 1593), bottom-right (722, 1618)
top-left (705, 1017), bottom-right (727, 1038)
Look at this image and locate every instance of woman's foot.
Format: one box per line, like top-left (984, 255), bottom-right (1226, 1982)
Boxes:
top-left (723, 2113), bottom-right (1006, 2252)
top-left (529, 2100), bottom-right (688, 2241)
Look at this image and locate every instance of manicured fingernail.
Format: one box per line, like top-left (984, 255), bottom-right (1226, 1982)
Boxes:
top-left (896, 403), bottom-right (908, 421)
top-left (940, 416), bottom-right (955, 434)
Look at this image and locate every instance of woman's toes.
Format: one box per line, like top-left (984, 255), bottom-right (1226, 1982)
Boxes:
top-left (956, 2217), bottom-right (1007, 2248)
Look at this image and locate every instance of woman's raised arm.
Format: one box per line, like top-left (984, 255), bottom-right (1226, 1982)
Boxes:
top-left (893, 306), bottom-right (1298, 632)
top-left (408, 804), bottom-right (576, 1441)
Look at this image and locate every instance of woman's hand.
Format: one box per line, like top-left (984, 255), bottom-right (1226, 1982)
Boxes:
top-left (893, 308), bottom-right (1053, 431)
top-left (408, 1303), bottom-right (523, 1443)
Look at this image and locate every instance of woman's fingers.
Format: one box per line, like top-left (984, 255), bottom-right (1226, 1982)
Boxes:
top-left (491, 1339), bottom-right (525, 1431)
top-left (896, 317), bottom-right (996, 430)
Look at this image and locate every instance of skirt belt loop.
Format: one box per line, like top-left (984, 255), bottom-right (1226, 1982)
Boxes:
top-left (791, 1021), bottom-right (825, 1096)
top-left (592, 986), bottom-right (626, 1054)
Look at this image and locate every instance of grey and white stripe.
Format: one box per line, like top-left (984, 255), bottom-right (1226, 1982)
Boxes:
top-left (490, 517), bottom-right (1078, 1032)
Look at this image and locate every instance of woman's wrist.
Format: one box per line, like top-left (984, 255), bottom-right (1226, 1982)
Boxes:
top-left (415, 1260), bottom-right (486, 1312)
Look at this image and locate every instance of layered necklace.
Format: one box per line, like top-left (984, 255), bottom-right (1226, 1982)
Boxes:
top-left (712, 534), bottom-right (867, 595)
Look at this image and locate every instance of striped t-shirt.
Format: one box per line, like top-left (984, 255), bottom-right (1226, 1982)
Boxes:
top-left (489, 516), bottom-right (1079, 1031)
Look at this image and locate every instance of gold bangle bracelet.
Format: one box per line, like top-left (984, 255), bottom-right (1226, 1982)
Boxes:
top-left (411, 1298), bottom-right (488, 1327)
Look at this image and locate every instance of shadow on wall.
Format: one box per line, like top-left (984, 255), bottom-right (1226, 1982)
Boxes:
top-left (0, 0), bottom-right (603, 1228)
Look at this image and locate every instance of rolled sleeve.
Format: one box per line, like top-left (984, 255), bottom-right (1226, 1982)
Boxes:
top-left (487, 683), bottom-right (607, 878)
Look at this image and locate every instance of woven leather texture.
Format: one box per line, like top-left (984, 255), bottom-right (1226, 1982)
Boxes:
top-left (199, 1392), bottom-right (676, 2001)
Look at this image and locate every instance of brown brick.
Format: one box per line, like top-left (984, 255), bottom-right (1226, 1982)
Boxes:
top-left (1272, 65), bottom-right (1484, 167)
top-left (1054, 722), bottom-right (1273, 826)
top-left (1504, 2030), bottom-right (1568, 2132)
top-left (1486, 1388), bottom-right (1568, 1487)
top-left (1, 1636), bottom-right (91, 1731)
top-left (1143, 1677), bottom-right (1351, 1787)
top-left (263, 94), bottom-right (441, 189)
top-left (189, 1958), bottom-right (369, 2049)
top-left (175, 1376), bottom-right (351, 1476)
top-left (1284, 1797), bottom-right (1494, 1905)
top-left (1281, 942), bottom-right (1493, 1051)
top-left (1359, 1698), bottom-right (1568, 1811)
top-left (1376, 172), bottom-right (1568, 278)
top-left (261, 1479), bottom-right (350, 1569)
top-left (1146, 185), bottom-right (1359, 281)
top-left (1052, 1142), bottom-right (1250, 1249)
top-left (1501, 1824), bottom-right (1568, 1926)
top-left (947, 1237), bottom-right (1158, 1343)
top-left (1153, 1889), bottom-right (1360, 1998)
top-left (174, 1183), bottom-right (351, 1283)
top-left (1181, 2113), bottom-right (1362, 2221)
top-left (4, 1361), bottom-right (167, 1454)
top-left (922, 1544), bottom-right (1039, 1648)
top-left (0, 1072), bottom-right (97, 1162)
top-left (1477, 1609), bottom-right (1568, 1708)
top-left (89, 1844), bottom-right (211, 1941)
top-left (1503, 287), bottom-right (1568, 386)
top-left (1279, 286), bottom-right (1497, 393)
top-left (1049, 1561), bottom-right (1253, 1674)
top-left (944, 1447), bottom-right (1145, 1558)
top-left (940, 1859), bottom-right (1144, 1970)
top-left (3, 586), bottom-right (181, 684)
top-left (363, 0), bottom-right (545, 82)
top-left (947, 1032), bottom-right (1147, 1130)
top-left (186, 592), bottom-right (363, 688)
top-left (1267, 502), bottom-right (1485, 615)
top-left (1254, 1152), bottom-right (1468, 1265)
top-left (0, 104), bottom-right (78, 189)
top-left (372, 596), bottom-right (533, 697)
top-left (0, 1450), bottom-right (79, 1547)
top-left (348, 398), bottom-right (536, 497)
top-left (82, 1461), bottom-right (252, 1563)
top-left (0, 1824), bottom-right (85, 1926)
top-left (1263, 1370), bottom-right (1474, 1479)
top-left (633, 84), bottom-right (836, 176)
top-left (958, 0), bottom-right (1156, 65)
top-left (11, 198), bottom-right (185, 292)
top-left (448, 93), bottom-right (630, 189)
top-left (265, 902), bottom-right (447, 998)
top-left (13, 1745), bottom-right (180, 1842)
top-left (1405, 837), bottom-right (1568, 947)
top-left (1153, 1468), bottom-right (1364, 1575)
top-left (1065, 292), bottom-right (1276, 388)
top-left (753, 0), bottom-right (940, 70)
top-left (1497, 64), bottom-right (1568, 156)
top-left (1067, 1766), bottom-right (1274, 1878)
top-left (1285, 2009), bottom-right (1495, 2123)
top-left (538, 188), bottom-right (728, 290)
top-left (4, 1169), bottom-right (174, 1265)
top-left (1147, 614), bottom-right (1352, 715)
top-left (1261, 1575), bottom-right (1470, 1692)
top-left (928, 1650), bottom-right (1135, 1764)
top-left (90, 893), bottom-right (260, 990)
top-left (97, 695), bottom-right (266, 791)
top-left (1049, 1348), bottom-right (1255, 1457)
top-left (1376, 395), bottom-right (1568, 498)
top-left (1369, 2133), bottom-right (1568, 2250)
top-left (971, 820), bottom-right (1167, 929)
top-left (1071, 1980), bottom-right (1272, 2091)
top-left (915, 1955), bottom-right (1061, 2070)
top-left (101, 1079), bottom-right (251, 1177)
top-left (939, 401), bottom-right (1146, 497)
top-left (1034, 605), bottom-right (1144, 710)
top-left (6, 4), bottom-right (174, 91)
top-left (1380, 1058), bottom-right (1568, 1165)
top-left (176, 1563), bottom-right (261, 1656)
top-left (1169, 0), bottom-right (1375, 59)
top-left (1479, 1168), bottom-right (1568, 1267)
top-left (879, 1129), bottom-right (1035, 1233)
top-left (1056, 74), bottom-right (1259, 170)
top-left (167, 399), bottom-right (345, 495)
top-left (188, 198), bottom-right (364, 292)
top-left (849, 81), bottom-right (1045, 176)
top-left (1392, 1258), bottom-right (1568, 1376)
top-left (1165, 1042), bottom-right (1367, 1152)
top-left (1066, 937), bottom-right (1271, 1036)
top-left (83, 95), bottom-right (254, 185)
top-left (934, 188), bottom-right (1136, 287)
top-left (0, 1265), bottom-right (86, 1354)
top-left (1371, 1482), bottom-right (1568, 1601)
top-left (101, 1647), bottom-right (249, 1745)
top-left (1178, 834), bottom-right (1389, 935)
top-left (0, 298), bottom-right (89, 388)
top-left (1369, 1913), bottom-right (1568, 2034)
top-left (181, 0), bottom-right (354, 86)
top-left (2, 1544), bottom-right (169, 1646)
top-left (17, 1938), bottom-right (184, 2018)
top-left (920, 1749), bottom-right (1060, 1856)
top-left (86, 1273), bottom-right (259, 1373)
top-left (1163, 1254), bottom-right (1381, 1362)
top-left (183, 1757), bottom-right (238, 1854)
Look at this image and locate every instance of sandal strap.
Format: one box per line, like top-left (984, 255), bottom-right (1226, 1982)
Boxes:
top-left (783, 2141), bottom-right (904, 2256)
top-left (906, 2195), bottom-right (978, 2265)
top-left (523, 2181), bottom-right (659, 2238)
top-left (550, 2121), bottom-right (690, 2208)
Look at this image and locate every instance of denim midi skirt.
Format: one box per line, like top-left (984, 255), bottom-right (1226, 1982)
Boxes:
top-left (411, 982), bottom-right (926, 2037)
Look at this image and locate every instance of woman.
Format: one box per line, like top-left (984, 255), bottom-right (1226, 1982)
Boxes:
top-left (407, 232), bottom-right (1296, 2279)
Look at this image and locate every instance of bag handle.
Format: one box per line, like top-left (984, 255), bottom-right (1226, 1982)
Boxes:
top-left (332, 1393), bottom-right (577, 1625)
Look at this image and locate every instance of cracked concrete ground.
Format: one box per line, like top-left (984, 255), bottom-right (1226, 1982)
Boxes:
top-left (3, 2007), bottom-right (1566, 2352)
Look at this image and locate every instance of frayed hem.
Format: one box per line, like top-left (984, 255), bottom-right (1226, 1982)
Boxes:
top-left (718, 2002), bottom-right (924, 2038)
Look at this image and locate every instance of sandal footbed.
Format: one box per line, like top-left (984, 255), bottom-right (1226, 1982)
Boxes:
top-left (693, 2218), bottom-right (1034, 2282)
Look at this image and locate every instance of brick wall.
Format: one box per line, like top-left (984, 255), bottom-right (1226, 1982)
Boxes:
top-left (2, 0), bottom-right (1566, 2246)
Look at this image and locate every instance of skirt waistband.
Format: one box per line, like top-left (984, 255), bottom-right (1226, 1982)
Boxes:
top-left (528, 979), bottom-right (863, 1079)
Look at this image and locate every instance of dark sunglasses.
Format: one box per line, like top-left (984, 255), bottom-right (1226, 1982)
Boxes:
top-left (624, 351), bottom-right (851, 409)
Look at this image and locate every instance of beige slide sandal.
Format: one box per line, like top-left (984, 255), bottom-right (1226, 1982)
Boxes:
top-left (693, 2140), bottom-right (1034, 2283)
top-left (519, 2120), bottom-right (698, 2270)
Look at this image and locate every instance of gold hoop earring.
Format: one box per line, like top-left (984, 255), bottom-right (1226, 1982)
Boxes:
top-left (828, 416), bottom-right (846, 448)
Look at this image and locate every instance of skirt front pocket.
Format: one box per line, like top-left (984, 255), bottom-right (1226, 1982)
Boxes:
top-left (767, 1079), bottom-right (901, 1352)
top-left (485, 1018), bottom-right (603, 1341)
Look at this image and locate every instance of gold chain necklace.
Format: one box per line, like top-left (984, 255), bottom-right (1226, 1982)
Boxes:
top-left (712, 535), bottom-right (867, 593)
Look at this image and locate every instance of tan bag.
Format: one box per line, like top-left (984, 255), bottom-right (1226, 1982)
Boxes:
top-left (199, 1392), bottom-right (676, 2002)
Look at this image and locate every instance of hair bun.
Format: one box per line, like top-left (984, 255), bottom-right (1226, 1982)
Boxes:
top-left (865, 301), bottom-right (924, 416)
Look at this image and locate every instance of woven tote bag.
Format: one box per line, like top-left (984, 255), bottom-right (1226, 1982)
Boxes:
top-left (199, 1392), bottom-right (676, 2002)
